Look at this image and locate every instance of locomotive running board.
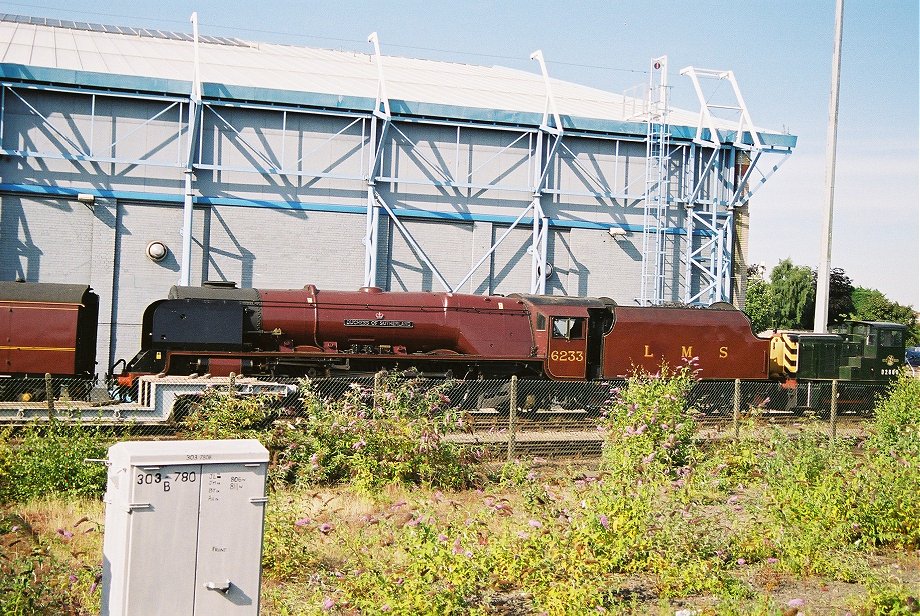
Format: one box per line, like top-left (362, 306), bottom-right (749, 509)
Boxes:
top-left (0, 375), bottom-right (297, 424)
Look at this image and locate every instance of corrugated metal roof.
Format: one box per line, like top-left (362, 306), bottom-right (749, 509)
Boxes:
top-left (0, 14), bottom-right (780, 138)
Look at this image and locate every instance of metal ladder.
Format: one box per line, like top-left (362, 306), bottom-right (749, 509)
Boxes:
top-left (639, 56), bottom-right (671, 306)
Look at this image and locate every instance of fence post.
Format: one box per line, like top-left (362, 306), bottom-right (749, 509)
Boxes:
top-left (228, 372), bottom-right (236, 397)
top-left (733, 379), bottom-right (741, 441)
top-left (45, 373), bottom-right (55, 419)
top-left (374, 370), bottom-right (384, 411)
top-left (830, 379), bottom-right (838, 444)
top-left (507, 376), bottom-right (518, 462)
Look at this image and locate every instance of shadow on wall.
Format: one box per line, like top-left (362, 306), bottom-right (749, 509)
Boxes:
top-left (0, 196), bottom-right (44, 280)
top-left (201, 208), bottom-right (254, 288)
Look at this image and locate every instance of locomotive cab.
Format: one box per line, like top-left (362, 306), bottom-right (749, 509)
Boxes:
top-left (514, 295), bottom-right (614, 381)
top-left (119, 296), bottom-right (252, 383)
top-left (834, 321), bottom-right (906, 380)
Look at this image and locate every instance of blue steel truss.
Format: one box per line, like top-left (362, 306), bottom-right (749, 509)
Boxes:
top-left (0, 39), bottom-right (792, 302)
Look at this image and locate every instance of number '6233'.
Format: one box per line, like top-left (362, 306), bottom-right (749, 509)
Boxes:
top-left (550, 350), bottom-right (584, 362)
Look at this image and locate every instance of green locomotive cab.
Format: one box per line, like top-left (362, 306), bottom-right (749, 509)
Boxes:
top-left (833, 321), bottom-right (906, 381)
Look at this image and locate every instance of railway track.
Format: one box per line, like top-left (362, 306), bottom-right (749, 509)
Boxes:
top-left (447, 411), bottom-right (872, 458)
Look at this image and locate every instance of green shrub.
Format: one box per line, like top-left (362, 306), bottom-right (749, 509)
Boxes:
top-left (269, 373), bottom-right (478, 492)
top-left (868, 371), bottom-right (920, 456)
top-left (0, 420), bottom-right (113, 503)
top-left (853, 579), bottom-right (920, 615)
top-left (600, 362), bottom-right (699, 479)
top-left (179, 389), bottom-right (276, 441)
top-left (755, 406), bottom-right (920, 575)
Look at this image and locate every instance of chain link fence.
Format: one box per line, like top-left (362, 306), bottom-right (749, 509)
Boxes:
top-left (0, 373), bottom-right (896, 458)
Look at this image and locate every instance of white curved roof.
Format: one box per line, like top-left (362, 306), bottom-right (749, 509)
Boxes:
top-left (0, 14), bottom-right (781, 138)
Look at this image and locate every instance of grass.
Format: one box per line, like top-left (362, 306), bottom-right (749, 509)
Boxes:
top-left (1, 371), bottom-right (919, 614)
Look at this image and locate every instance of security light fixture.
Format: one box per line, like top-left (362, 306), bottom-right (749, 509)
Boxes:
top-left (146, 241), bottom-right (169, 262)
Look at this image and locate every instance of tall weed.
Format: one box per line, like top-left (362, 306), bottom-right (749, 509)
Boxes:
top-left (868, 371), bottom-right (920, 456)
top-left (269, 373), bottom-right (477, 492)
top-left (0, 420), bottom-right (113, 503)
top-left (600, 362), bottom-right (699, 479)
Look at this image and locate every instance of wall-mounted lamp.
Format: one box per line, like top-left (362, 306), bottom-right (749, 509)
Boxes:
top-left (608, 226), bottom-right (629, 241)
top-left (146, 240), bottom-right (169, 262)
top-left (77, 193), bottom-right (95, 207)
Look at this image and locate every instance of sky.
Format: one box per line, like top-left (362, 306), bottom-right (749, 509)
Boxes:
top-left (2, 0), bottom-right (918, 307)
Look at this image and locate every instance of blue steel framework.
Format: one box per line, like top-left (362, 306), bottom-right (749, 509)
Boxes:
top-left (0, 20), bottom-right (795, 304)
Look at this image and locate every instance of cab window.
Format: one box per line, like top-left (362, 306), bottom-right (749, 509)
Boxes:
top-left (880, 329), bottom-right (903, 347)
top-left (536, 313), bottom-right (546, 331)
top-left (552, 317), bottom-right (585, 340)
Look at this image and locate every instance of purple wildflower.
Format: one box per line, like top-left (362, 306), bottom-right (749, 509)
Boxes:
top-left (528, 519), bottom-right (542, 528)
top-left (787, 598), bottom-right (805, 609)
top-left (295, 517), bottom-right (311, 527)
top-left (318, 523), bottom-right (334, 534)
top-left (598, 514), bottom-right (610, 530)
top-left (322, 596), bottom-right (335, 610)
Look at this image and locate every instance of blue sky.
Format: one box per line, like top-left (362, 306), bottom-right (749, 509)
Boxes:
top-left (3, 0), bottom-right (918, 306)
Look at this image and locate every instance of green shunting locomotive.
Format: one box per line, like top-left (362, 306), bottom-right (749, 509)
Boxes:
top-left (770, 321), bottom-right (907, 382)
top-left (766, 320), bottom-right (907, 413)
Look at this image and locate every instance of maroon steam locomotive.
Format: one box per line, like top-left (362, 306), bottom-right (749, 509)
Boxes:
top-left (0, 282), bottom-right (905, 402)
top-left (116, 283), bottom-right (772, 386)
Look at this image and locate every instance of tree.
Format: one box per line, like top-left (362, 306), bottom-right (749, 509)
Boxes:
top-left (743, 276), bottom-right (775, 333)
top-left (815, 267), bottom-right (856, 326)
top-left (769, 259), bottom-right (815, 330)
top-left (744, 261), bottom-right (913, 340)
